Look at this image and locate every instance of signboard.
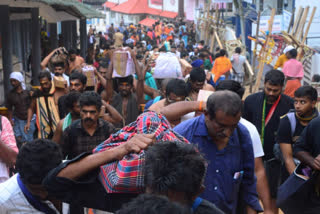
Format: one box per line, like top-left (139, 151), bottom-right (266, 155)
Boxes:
top-left (149, 0), bottom-right (162, 9)
top-left (258, 15), bottom-right (283, 33)
top-left (163, 0), bottom-right (178, 12)
top-left (213, 0), bottom-right (232, 2)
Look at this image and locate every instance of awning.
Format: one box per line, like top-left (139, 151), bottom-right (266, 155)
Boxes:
top-left (159, 11), bottom-right (178, 19)
top-left (102, 1), bottom-right (117, 9)
top-left (139, 17), bottom-right (157, 27)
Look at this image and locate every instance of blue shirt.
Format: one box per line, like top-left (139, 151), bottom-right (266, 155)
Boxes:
top-left (174, 114), bottom-right (262, 214)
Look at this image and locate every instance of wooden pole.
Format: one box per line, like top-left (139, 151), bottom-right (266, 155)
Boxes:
top-left (215, 31), bottom-right (223, 49)
top-left (291, 6), bottom-right (303, 35)
top-left (250, 11), bottom-right (261, 92)
top-left (295, 6), bottom-right (309, 40)
top-left (297, 7), bottom-right (317, 61)
top-left (287, 8), bottom-right (295, 33)
top-left (204, 2), bottom-right (211, 45)
top-left (209, 5), bottom-right (219, 53)
top-left (253, 8), bottom-right (276, 93)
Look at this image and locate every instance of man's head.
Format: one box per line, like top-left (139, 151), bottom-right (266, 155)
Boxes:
top-left (165, 79), bottom-right (187, 104)
top-left (189, 68), bottom-right (206, 93)
top-left (294, 86), bottom-right (318, 117)
top-left (16, 139), bottom-right (62, 200)
top-left (65, 92), bottom-right (81, 117)
top-left (117, 76), bottom-right (134, 97)
top-left (68, 49), bottom-right (77, 62)
top-left (79, 91), bottom-right (102, 126)
top-left (312, 74), bottom-right (320, 82)
top-left (116, 194), bottom-right (190, 214)
top-left (286, 48), bottom-right (297, 59)
top-left (219, 49), bottom-right (227, 57)
top-left (69, 72), bottom-right (87, 92)
top-left (144, 141), bottom-right (206, 205)
top-left (235, 47), bottom-right (242, 54)
top-left (205, 91), bottom-right (242, 142)
top-left (9, 71), bottom-right (24, 90)
top-left (98, 62), bottom-right (109, 79)
top-left (264, 70), bottom-right (285, 104)
top-left (38, 71), bottom-right (52, 94)
top-left (52, 61), bottom-right (66, 77)
top-left (216, 80), bottom-right (245, 99)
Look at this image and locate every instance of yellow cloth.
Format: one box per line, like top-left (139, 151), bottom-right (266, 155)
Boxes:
top-left (211, 56), bottom-right (232, 83)
top-left (274, 54), bottom-right (288, 69)
top-left (36, 83), bottom-right (60, 139)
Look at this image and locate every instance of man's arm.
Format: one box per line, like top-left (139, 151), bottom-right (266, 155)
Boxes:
top-left (280, 143), bottom-right (296, 174)
top-left (24, 98), bottom-right (36, 134)
top-left (134, 54), bottom-right (145, 106)
top-left (254, 157), bottom-right (273, 214)
top-left (57, 134), bottom-right (155, 180)
top-left (101, 100), bottom-right (123, 124)
top-left (105, 61), bottom-right (114, 103)
top-left (40, 47), bottom-right (61, 69)
top-left (160, 101), bottom-right (201, 122)
top-left (94, 68), bottom-right (107, 90)
top-left (52, 120), bottom-right (64, 144)
top-left (0, 117), bottom-right (18, 167)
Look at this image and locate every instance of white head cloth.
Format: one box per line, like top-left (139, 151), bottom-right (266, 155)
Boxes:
top-left (9, 71), bottom-right (26, 90)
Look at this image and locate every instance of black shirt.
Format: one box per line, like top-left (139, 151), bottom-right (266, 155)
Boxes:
top-left (195, 199), bottom-right (225, 214)
top-left (243, 92), bottom-right (294, 160)
top-left (276, 113), bottom-right (306, 144)
top-left (43, 153), bottom-right (138, 212)
top-left (294, 117), bottom-right (320, 158)
top-left (6, 89), bottom-right (31, 120)
top-left (58, 95), bottom-right (68, 119)
top-left (61, 119), bottom-right (115, 159)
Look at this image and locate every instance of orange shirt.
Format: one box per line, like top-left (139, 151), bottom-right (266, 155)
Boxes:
top-left (211, 56), bottom-right (232, 83)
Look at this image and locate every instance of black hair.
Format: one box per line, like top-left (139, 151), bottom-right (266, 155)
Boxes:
top-left (79, 91), bottom-right (102, 111)
top-left (180, 51), bottom-right (188, 58)
top-left (216, 80), bottom-right (245, 99)
top-left (65, 91), bottom-right (81, 110)
top-left (288, 49), bottom-right (298, 58)
top-left (52, 61), bottom-right (66, 68)
top-left (207, 90), bottom-right (242, 119)
top-left (235, 47), bottom-right (242, 54)
top-left (159, 46), bottom-right (167, 52)
top-left (219, 49), bottom-right (227, 56)
top-left (144, 141), bottom-right (206, 204)
top-left (68, 49), bottom-right (77, 55)
top-left (38, 70), bottom-right (52, 81)
top-left (294, 86), bottom-right (318, 101)
top-left (116, 194), bottom-right (190, 214)
top-left (16, 139), bottom-right (62, 185)
top-left (166, 79), bottom-right (187, 97)
top-left (117, 75), bottom-right (134, 86)
top-left (264, 69), bottom-right (285, 86)
top-left (313, 74), bottom-right (320, 82)
top-left (98, 61), bottom-right (109, 70)
top-left (190, 67), bottom-right (206, 82)
top-left (70, 72), bottom-right (87, 85)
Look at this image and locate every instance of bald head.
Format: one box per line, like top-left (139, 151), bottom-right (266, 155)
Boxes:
top-left (206, 91), bottom-right (242, 119)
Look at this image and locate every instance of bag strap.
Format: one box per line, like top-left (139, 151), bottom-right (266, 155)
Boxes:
top-left (286, 112), bottom-right (296, 137)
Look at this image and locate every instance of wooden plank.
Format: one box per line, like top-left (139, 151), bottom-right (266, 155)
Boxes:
top-left (214, 31), bottom-right (223, 49)
top-left (287, 7), bottom-right (295, 33)
top-left (253, 8), bottom-right (276, 93)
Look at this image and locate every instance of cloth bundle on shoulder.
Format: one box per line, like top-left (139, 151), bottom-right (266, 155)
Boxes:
top-left (112, 47), bottom-right (135, 77)
top-left (92, 111), bottom-right (189, 193)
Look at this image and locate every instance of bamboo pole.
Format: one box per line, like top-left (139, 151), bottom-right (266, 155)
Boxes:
top-left (287, 8), bottom-right (295, 33)
top-left (253, 8), bottom-right (276, 93)
top-left (209, 5), bottom-right (220, 53)
top-left (291, 6), bottom-right (303, 35)
top-left (297, 7), bottom-right (317, 61)
top-left (295, 6), bottom-right (309, 40)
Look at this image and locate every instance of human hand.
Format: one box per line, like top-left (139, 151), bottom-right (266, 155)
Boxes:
top-left (121, 134), bottom-right (155, 155)
top-left (312, 155), bottom-right (320, 171)
top-left (24, 123), bottom-right (30, 134)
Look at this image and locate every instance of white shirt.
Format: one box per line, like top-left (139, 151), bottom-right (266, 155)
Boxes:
top-left (240, 118), bottom-right (265, 158)
top-left (0, 174), bottom-right (69, 214)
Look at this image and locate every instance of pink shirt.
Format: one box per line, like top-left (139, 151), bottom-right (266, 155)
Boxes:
top-left (282, 59), bottom-right (304, 78)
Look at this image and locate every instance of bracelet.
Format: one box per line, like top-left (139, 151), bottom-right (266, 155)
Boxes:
top-left (199, 101), bottom-right (203, 112)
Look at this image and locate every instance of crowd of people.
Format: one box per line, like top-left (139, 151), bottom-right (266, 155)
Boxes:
top-left (0, 20), bottom-right (320, 214)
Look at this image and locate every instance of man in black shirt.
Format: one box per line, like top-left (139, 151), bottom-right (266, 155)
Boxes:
top-left (60, 91), bottom-right (115, 159)
top-left (243, 70), bottom-right (294, 213)
top-left (277, 86), bottom-right (318, 176)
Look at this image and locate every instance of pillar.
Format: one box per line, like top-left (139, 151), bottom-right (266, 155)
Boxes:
top-left (49, 23), bottom-right (58, 50)
top-left (80, 18), bottom-right (87, 59)
top-left (31, 8), bottom-right (41, 86)
top-left (0, 5), bottom-right (12, 98)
